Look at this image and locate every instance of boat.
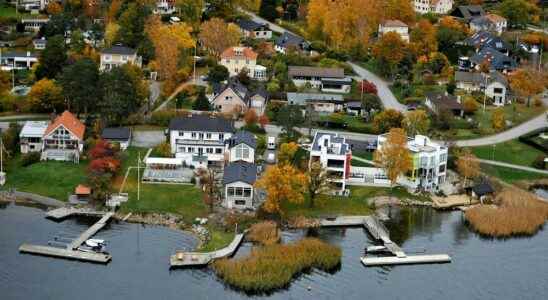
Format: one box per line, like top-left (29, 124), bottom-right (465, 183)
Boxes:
top-left (365, 245), bottom-right (388, 253)
top-left (78, 244), bottom-right (108, 254)
top-left (84, 239), bottom-right (106, 248)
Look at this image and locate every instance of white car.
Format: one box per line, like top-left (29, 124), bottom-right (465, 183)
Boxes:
top-left (266, 152), bottom-right (276, 164)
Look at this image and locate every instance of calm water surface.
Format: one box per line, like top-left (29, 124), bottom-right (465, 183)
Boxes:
top-left (1, 202), bottom-right (547, 300)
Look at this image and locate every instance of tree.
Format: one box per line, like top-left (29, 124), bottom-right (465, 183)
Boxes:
top-left (278, 142), bottom-right (299, 165)
top-left (436, 17), bottom-right (468, 53)
top-left (192, 90), bottom-right (211, 111)
top-left (1, 123), bottom-right (21, 156)
top-left (359, 80), bottom-right (377, 95)
top-left (361, 93), bottom-right (382, 113)
top-left (462, 96), bottom-right (479, 114)
top-left (491, 107), bottom-right (506, 131)
top-left (509, 69), bottom-right (545, 107)
top-left (208, 65), bottom-right (229, 84)
top-left (383, 0), bottom-right (415, 24)
top-left (116, 3), bottom-right (149, 48)
top-left (197, 168), bottom-right (220, 212)
top-left (244, 109), bottom-right (258, 126)
top-left (0, 71), bottom-right (9, 96)
top-left (59, 58), bottom-right (100, 115)
top-left (277, 105), bottom-right (304, 141)
top-left (255, 164), bottom-right (307, 216)
top-left (307, 161), bottom-right (333, 208)
top-left (175, 0), bottom-right (204, 29)
top-left (456, 148), bottom-right (480, 189)
top-left (104, 22), bottom-right (120, 47)
top-left (372, 32), bottom-right (408, 77)
top-left (70, 29), bottom-right (86, 53)
top-left (499, 0), bottom-right (533, 28)
top-left (46, 2), bottom-right (63, 15)
top-left (259, 0), bottom-right (278, 21)
top-left (198, 18), bottom-right (241, 58)
top-left (373, 128), bottom-right (412, 185)
top-left (35, 35), bottom-right (67, 80)
top-left (403, 109), bottom-right (430, 136)
top-left (100, 65), bottom-right (148, 124)
top-left (410, 19), bottom-right (438, 56)
top-left (28, 79), bottom-right (64, 112)
top-left (258, 114), bottom-right (269, 128)
top-left (372, 109), bottom-right (404, 133)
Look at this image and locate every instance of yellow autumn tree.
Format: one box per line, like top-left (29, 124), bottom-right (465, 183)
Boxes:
top-left (46, 2), bottom-right (63, 15)
top-left (255, 164), bottom-right (308, 216)
top-left (198, 18), bottom-right (241, 58)
top-left (403, 109), bottom-right (430, 136)
top-left (104, 22), bottom-right (120, 47)
top-left (277, 142), bottom-right (299, 165)
top-left (509, 68), bottom-right (545, 107)
top-left (491, 108), bottom-right (506, 131)
top-left (106, 0), bottom-right (123, 24)
top-left (382, 0), bottom-right (415, 24)
top-left (456, 148), bottom-right (480, 188)
top-left (373, 128), bottom-right (412, 185)
top-left (28, 79), bottom-right (64, 113)
top-left (372, 31), bottom-right (408, 77)
top-left (410, 19), bottom-right (438, 56)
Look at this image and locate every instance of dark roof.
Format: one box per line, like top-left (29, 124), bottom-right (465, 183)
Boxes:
top-left (425, 92), bottom-right (463, 111)
top-left (223, 162), bottom-right (257, 185)
top-left (451, 5), bottom-right (485, 21)
top-left (275, 32), bottom-right (309, 50)
top-left (472, 182), bottom-right (494, 196)
top-left (345, 101), bottom-right (362, 109)
top-left (288, 66), bottom-right (345, 78)
top-left (214, 80), bottom-right (249, 99)
top-left (226, 130), bottom-right (257, 149)
top-left (169, 114), bottom-right (235, 133)
top-left (101, 127), bottom-right (131, 140)
top-left (236, 19), bottom-right (269, 31)
top-left (250, 86), bottom-right (269, 100)
top-left (463, 31), bottom-right (511, 53)
top-left (470, 47), bottom-right (517, 70)
top-left (101, 45), bottom-right (137, 55)
top-left (1, 51), bottom-right (37, 58)
top-left (455, 71), bottom-right (483, 84)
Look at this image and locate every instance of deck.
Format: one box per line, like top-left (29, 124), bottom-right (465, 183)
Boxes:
top-left (67, 212), bottom-right (114, 250)
top-left (46, 207), bottom-right (106, 220)
top-left (170, 233), bottom-right (245, 267)
top-left (19, 244), bottom-right (111, 263)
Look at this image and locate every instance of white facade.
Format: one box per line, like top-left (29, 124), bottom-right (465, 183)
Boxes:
top-left (19, 121), bottom-right (48, 154)
top-left (170, 130), bottom-right (233, 167)
top-left (309, 132), bottom-right (351, 193)
top-left (154, 0), bottom-right (176, 14)
top-left (0, 52), bottom-right (38, 71)
top-left (21, 18), bottom-right (49, 31)
top-left (220, 47), bottom-right (266, 81)
top-left (19, 0), bottom-right (49, 11)
top-left (99, 50), bottom-right (142, 71)
top-left (224, 181), bottom-right (254, 209)
top-left (485, 81), bottom-right (507, 106)
top-left (227, 143), bottom-right (255, 164)
top-left (414, 0), bottom-right (453, 14)
top-left (378, 22), bottom-right (409, 42)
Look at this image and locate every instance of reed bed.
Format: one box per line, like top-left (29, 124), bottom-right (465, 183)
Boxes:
top-left (465, 188), bottom-right (548, 237)
top-left (246, 221), bottom-right (280, 246)
top-left (213, 238), bottom-right (341, 293)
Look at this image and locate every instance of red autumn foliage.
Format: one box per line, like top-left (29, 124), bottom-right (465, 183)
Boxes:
top-left (89, 139), bottom-right (115, 159)
top-left (359, 80), bottom-right (377, 95)
top-left (88, 157), bottom-right (120, 174)
top-left (258, 114), bottom-right (270, 128)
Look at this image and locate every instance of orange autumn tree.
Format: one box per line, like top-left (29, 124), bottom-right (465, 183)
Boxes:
top-left (410, 19), bottom-right (438, 56)
top-left (456, 148), bottom-right (480, 189)
top-left (255, 164), bottom-right (308, 216)
top-left (198, 18), bottom-right (241, 58)
top-left (382, 0), bottom-right (415, 24)
top-left (46, 2), bottom-right (63, 15)
top-left (372, 32), bottom-right (408, 77)
top-left (243, 109), bottom-right (258, 126)
top-left (509, 68), bottom-right (545, 107)
top-left (373, 128), bottom-right (412, 185)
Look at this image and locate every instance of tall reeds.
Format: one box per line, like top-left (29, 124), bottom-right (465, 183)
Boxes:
top-left (246, 221), bottom-right (280, 245)
top-left (213, 238), bottom-right (341, 292)
top-left (465, 188), bottom-right (548, 237)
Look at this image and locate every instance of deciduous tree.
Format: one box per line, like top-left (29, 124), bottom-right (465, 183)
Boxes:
top-left (244, 109), bottom-right (258, 126)
top-left (499, 0), bottom-right (535, 28)
top-left (46, 2), bottom-right (63, 15)
top-left (509, 68), bottom-right (545, 107)
top-left (258, 114), bottom-right (269, 128)
top-left (462, 96), bottom-right (479, 114)
top-left (456, 148), bottom-right (480, 188)
top-left (372, 109), bottom-right (404, 133)
top-left (372, 32), bottom-right (408, 77)
top-left (403, 109), bottom-right (430, 136)
top-left (198, 18), bottom-right (241, 58)
top-left (307, 161), bottom-right (333, 207)
top-left (59, 58), bottom-right (100, 115)
top-left (175, 0), bottom-right (205, 29)
top-left (116, 3), bottom-right (149, 48)
top-left (491, 107), bottom-right (506, 131)
top-left (255, 164), bottom-right (308, 216)
top-left (277, 105), bottom-right (304, 141)
top-left (192, 90), bottom-right (211, 111)
top-left (373, 128), bottom-right (412, 185)
top-left (410, 19), bottom-right (438, 56)
top-left (28, 79), bottom-right (64, 112)
top-left (35, 35), bottom-right (67, 80)
top-left (278, 142), bottom-right (299, 165)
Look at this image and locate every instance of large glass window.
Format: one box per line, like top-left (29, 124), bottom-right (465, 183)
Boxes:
top-left (227, 187), bottom-right (235, 197)
top-left (235, 144), bottom-right (249, 159)
top-left (243, 188), bottom-right (252, 197)
top-left (235, 187), bottom-right (243, 196)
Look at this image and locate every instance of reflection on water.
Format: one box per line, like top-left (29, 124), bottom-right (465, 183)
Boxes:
top-left (1, 203), bottom-right (547, 300)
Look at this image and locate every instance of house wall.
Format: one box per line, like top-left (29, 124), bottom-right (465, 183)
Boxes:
top-left (211, 88), bottom-right (248, 114)
top-left (456, 81), bottom-right (481, 92)
top-left (220, 56), bottom-right (257, 77)
top-left (250, 95), bottom-right (266, 115)
top-left (378, 25), bottom-right (409, 42)
top-left (228, 143), bottom-right (255, 163)
top-left (20, 137), bottom-right (43, 154)
top-left (100, 53), bottom-right (141, 71)
top-left (224, 181), bottom-right (254, 209)
top-left (170, 130), bottom-right (232, 165)
top-left (485, 81), bottom-right (507, 106)
top-left (321, 83), bottom-right (352, 94)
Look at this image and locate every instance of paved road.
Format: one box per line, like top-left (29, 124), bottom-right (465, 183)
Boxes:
top-left (241, 9), bottom-right (292, 35)
top-left (149, 80), bottom-right (161, 107)
top-left (154, 77), bottom-right (208, 112)
top-left (478, 159), bottom-right (548, 175)
top-left (132, 130), bottom-right (166, 148)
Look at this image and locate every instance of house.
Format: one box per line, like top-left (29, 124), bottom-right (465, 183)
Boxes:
top-left (425, 91), bottom-right (464, 117)
top-left (223, 161), bottom-right (257, 210)
top-left (41, 111), bottom-right (86, 163)
top-left (414, 0), bottom-right (453, 14)
top-left (377, 134), bottom-right (448, 191)
top-left (454, 71), bottom-right (484, 92)
top-left (19, 0), bottom-right (49, 11)
top-left (378, 20), bottom-right (409, 42)
top-left (32, 38), bottom-right (46, 50)
top-left (470, 14), bottom-right (507, 35)
top-left (450, 5), bottom-right (485, 23)
top-left (225, 131), bottom-right (256, 164)
top-left (287, 92), bottom-right (345, 114)
top-left (275, 32), bottom-right (310, 54)
top-left (463, 31), bottom-right (511, 54)
top-left (21, 18), bottom-right (49, 32)
top-left (154, 0), bottom-right (176, 14)
top-left (101, 127), bottom-right (132, 150)
top-left (220, 46), bottom-right (267, 81)
top-left (236, 19), bottom-right (272, 39)
top-left (288, 66), bottom-right (351, 93)
top-left (248, 87), bottom-right (269, 115)
top-left (345, 101), bottom-right (364, 116)
top-left (455, 71), bottom-right (509, 106)
top-left (471, 182), bottom-right (495, 202)
top-left (99, 45), bottom-right (142, 71)
top-left (309, 132), bottom-right (352, 193)
top-left (0, 51), bottom-right (38, 71)
top-left (470, 46), bottom-right (517, 72)
top-left (210, 80), bottom-right (249, 115)
top-left (19, 121), bottom-right (48, 154)
top-left (168, 114), bottom-right (235, 168)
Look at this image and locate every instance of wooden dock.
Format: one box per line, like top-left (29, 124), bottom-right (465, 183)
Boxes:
top-left (67, 212), bottom-right (114, 250)
top-left (361, 254), bottom-right (451, 266)
top-left (46, 207), bottom-right (106, 220)
top-left (19, 244), bottom-right (111, 263)
top-left (170, 233), bottom-right (245, 267)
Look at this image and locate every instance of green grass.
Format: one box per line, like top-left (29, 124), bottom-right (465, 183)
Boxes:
top-left (318, 114), bottom-right (373, 133)
top-left (481, 164), bottom-right (548, 183)
top-left (5, 158), bottom-right (88, 201)
top-left (199, 226), bottom-right (235, 252)
top-left (389, 83), bottom-right (445, 105)
top-left (351, 158), bottom-right (373, 167)
top-left (469, 140), bottom-right (545, 167)
top-left (353, 150), bottom-right (373, 160)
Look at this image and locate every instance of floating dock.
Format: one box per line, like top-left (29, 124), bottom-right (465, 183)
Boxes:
top-left (319, 215), bottom-right (451, 266)
top-left (46, 207), bottom-right (106, 220)
top-left (19, 244), bottom-right (112, 263)
top-left (67, 212), bottom-right (114, 250)
top-left (170, 232), bottom-right (245, 267)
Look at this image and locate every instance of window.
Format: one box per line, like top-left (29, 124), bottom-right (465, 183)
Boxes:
top-left (206, 133), bottom-right (212, 139)
top-left (121, 55), bottom-right (128, 61)
top-left (178, 131), bottom-right (184, 136)
top-left (243, 188), bottom-right (252, 197)
top-left (199, 133), bottom-right (204, 139)
top-left (191, 132), bottom-right (196, 138)
top-left (206, 148), bottom-right (213, 154)
top-left (235, 200), bottom-right (246, 205)
top-left (235, 187), bottom-right (243, 196)
top-left (440, 153), bottom-right (447, 163)
top-left (188, 147), bottom-right (194, 153)
top-left (104, 55), bottom-right (111, 61)
top-left (219, 134), bottom-right (224, 141)
top-left (493, 88), bottom-right (503, 94)
top-left (215, 148), bottom-right (223, 154)
top-left (227, 187), bottom-right (235, 197)
top-left (439, 164), bottom-right (446, 173)
top-left (225, 96), bottom-right (232, 101)
top-left (235, 144), bottom-right (249, 159)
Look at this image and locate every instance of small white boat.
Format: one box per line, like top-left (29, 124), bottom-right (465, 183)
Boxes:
top-left (85, 239), bottom-right (106, 248)
top-left (366, 245), bottom-right (388, 253)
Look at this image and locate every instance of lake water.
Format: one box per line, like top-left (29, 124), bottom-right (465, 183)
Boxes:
top-left (1, 202), bottom-right (547, 300)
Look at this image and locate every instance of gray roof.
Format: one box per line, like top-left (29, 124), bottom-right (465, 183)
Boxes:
top-left (250, 86), bottom-right (269, 100)
top-left (346, 101), bottom-right (362, 109)
top-left (451, 5), bottom-right (485, 21)
top-left (288, 66), bottom-right (344, 78)
top-left (169, 114), bottom-right (235, 133)
top-left (487, 70), bottom-right (508, 86)
top-left (455, 71), bottom-right (484, 84)
top-left (101, 127), bottom-right (131, 140)
top-left (275, 32), bottom-right (309, 50)
top-left (236, 19), bottom-right (269, 32)
top-left (470, 47), bottom-right (517, 70)
top-left (223, 162), bottom-right (257, 185)
top-left (1, 51), bottom-right (37, 58)
top-left (425, 91), bottom-right (463, 111)
top-left (101, 45), bottom-right (137, 55)
top-left (463, 31), bottom-right (511, 53)
top-left (472, 182), bottom-right (494, 196)
top-left (226, 130), bottom-right (257, 149)
top-left (311, 132), bottom-right (350, 155)
top-left (286, 92), bottom-right (344, 106)
top-left (213, 80), bottom-right (249, 100)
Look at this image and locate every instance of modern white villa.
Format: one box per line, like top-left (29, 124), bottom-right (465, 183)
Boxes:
top-left (309, 132), bottom-right (352, 194)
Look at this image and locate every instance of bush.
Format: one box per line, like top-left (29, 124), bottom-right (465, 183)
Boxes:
top-left (149, 110), bottom-right (190, 127)
top-left (20, 152), bottom-right (41, 167)
top-left (532, 154), bottom-right (547, 169)
top-left (151, 142), bottom-right (172, 158)
top-left (242, 124), bottom-right (265, 134)
top-left (247, 221), bottom-right (280, 246)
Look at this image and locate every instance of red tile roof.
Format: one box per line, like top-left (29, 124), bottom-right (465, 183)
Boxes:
top-left (44, 111), bottom-right (86, 140)
top-left (220, 47), bottom-right (258, 60)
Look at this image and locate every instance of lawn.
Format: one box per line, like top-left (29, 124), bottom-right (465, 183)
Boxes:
top-left (317, 114), bottom-right (373, 133)
top-left (5, 158), bottom-right (88, 201)
top-left (351, 158), bottom-right (373, 167)
top-left (469, 139), bottom-right (545, 167)
top-left (389, 83), bottom-right (446, 105)
top-left (353, 150), bottom-right (374, 161)
top-left (480, 164), bottom-right (547, 183)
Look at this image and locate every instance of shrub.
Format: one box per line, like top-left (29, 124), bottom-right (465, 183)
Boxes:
top-left (213, 238), bottom-right (341, 292)
top-left (532, 154), bottom-right (547, 169)
top-left (242, 124), bottom-right (265, 134)
top-left (149, 110), bottom-right (190, 127)
top-left (247, 221), bottom-right (280, 246)
top-left (21, 152), bottom-right (41, 167)
top-left (151, 141), bottom-right (172, 158)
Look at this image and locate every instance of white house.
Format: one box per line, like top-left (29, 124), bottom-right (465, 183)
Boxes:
top-left (414, 0), bottom-right (453, 14)
top-left (309, 132), bottom-right (352, 193)
top-left (378, 20), bottom-right (409, 42)
top-left (168, 114), bottom-right (235, 168)
top-left (219, 46), bottom-right (267, 81)
top-left (470, 14), bottom-right (507, 35)
top-left (223, 162), bottom-right (257, 210)
top-left (236, 19), bottom-right (272, 39)
top-left (0, 51), bottom-right (38, 71)
top-left (41, 111), bottom-right (86, 163)
top-left (225, 131), bottom-right (256, 164)
top-left (288, 66), bottom-right (351, 93)
top-left (21, 18), bottom-right (49, 32)
top-left (275, 32), bottom-right (310, 54)
top-left (455, 71), bottom-right (509, 106)
top-left (32, 38), bottom-right (47, 50)
top-left (19, 121), bottom-right (48, 154)
top-left (377, 134), bottom-right (448, 191)
top-left (154, 0), bottom-right (176, 14)
top-left (19, 0), bottom-right (49, 11)
top-left (286, 92), bottom-right (345, 114)
top-left (99, 45), bottom-right (142, 72)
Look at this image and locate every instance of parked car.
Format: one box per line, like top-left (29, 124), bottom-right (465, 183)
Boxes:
top-left (267, 136), bottom-right (276, 150)
top-left (266, 152), bottom-right (276, 164)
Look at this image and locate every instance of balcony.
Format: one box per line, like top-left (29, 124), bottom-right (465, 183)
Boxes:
top-left (176, 139), bottom-right (224, 146)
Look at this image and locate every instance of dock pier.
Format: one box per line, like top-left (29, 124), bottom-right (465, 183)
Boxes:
top-left (19, 209), bottom-right (114, 264)
top-left (320, 215), bottom-right (451, 266)
top-left (170, 232), bottom-right (245, 267)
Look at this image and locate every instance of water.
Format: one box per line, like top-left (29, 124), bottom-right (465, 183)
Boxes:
top-left (1, 202), bottom-right (547, 300)
top-left (533, 188), bottom-right (548, 200)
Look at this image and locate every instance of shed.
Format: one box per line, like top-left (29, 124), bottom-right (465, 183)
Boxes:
top-left (101, 127), bottom-right (132, 150)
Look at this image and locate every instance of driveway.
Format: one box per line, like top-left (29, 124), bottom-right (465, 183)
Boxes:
top-left (132, 130), bottom-right (166, 148)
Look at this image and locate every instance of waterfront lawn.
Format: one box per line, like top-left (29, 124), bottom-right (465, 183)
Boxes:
top-left (480, 164), bottom-right (547, 183)
top-left (199, 226), bottom-right (235, 252)
top-left (470, 140), bottom-right (545, 167)
top-left (5, 159), bottom-right (88, 201)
